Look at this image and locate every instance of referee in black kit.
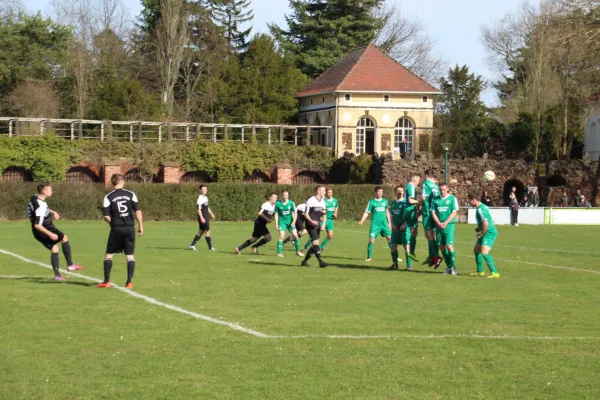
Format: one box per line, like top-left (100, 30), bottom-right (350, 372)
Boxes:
top-left (97, 174), bottom-right (144, 289)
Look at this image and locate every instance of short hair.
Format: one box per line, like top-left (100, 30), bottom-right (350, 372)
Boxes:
top-left (374, 186), bottom-right (383, 192)
top-left (411, 173), bottom-right (420, 179)
top-left (315, 185), bottom-right (325, 192)
top-left (440, 183), bottom-right (449, 189)
top-left (424, 168), bottom-right (435, 178)
top-left (394, 185), bottom-right (403, 192)
top-left (111, 174), bottom-right (124, 186)
top-left (326, 187), bottom-right (333, 192)
top-left (37, 182), bottom-right (51, 193)
top-left (269, 192), bottom-right (278, 197)
top-left (199, 184), bottom-right (207, 190)
top-left (281, 189), bottom-right (289, 195)
top-left (468, 191), bottom-right (479, 200)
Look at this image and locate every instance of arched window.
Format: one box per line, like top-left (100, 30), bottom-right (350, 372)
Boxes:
top-left (356, 116), bottom-right (376, 155)
top-left (395, 118), bottom-right (414, 154)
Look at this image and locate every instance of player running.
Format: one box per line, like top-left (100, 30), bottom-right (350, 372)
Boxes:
top-left (403, 174), bottom-right (421, 265)
top-left (468, 192), bottom-right (500, 278)
top-left (389, 186), bottom-right (406, 270)
top-left (235, 193), bottom-right (277, 255)
top-left (188, 185), bottom-right (216, 251)
top-left (359, 186), bottom-right (392, 262)
top-left (422, 169), bottom-right (442, 267)
top-left (98, 174), bottom-right (144, 289)
top-left (274, 190), bottom-right (298, 257)
top-left (27, 182), bottom-right (84, 281)
top-left (319, 188), bottom-right (339, 251)
top-left (282, 200), bottom-right (307, 256)
top-left (431, 183), bottom-right (459, 275)
top-left (300, 186), bottom-right (329, 268)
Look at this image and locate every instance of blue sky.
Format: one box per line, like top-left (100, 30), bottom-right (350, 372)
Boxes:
top-left (23, 0), bottom-right (531, 105)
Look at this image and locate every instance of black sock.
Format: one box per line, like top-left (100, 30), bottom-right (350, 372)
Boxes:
top-left (283, 236), bottom-right (291, 244)
top-left (238, 239), bottom-right (254, 251)
top-left (61, 241), bottom-right (73, 266)
top-left (191, 234), bottom-right (201, 246)
top-left (103, 259), bottom-right (113, 283)
top-left (312, 245), bottom-right (324, 263)
top-left (126, 260), bottom-right (135, 284)
top-left (253, 238), bottom-right (269, 248)
top-left (205, 236), bottom-right (213, 249)
top-left (303, 246), bottom-right (313, 262)
top-left (51, 253), bottom-right (60, 276)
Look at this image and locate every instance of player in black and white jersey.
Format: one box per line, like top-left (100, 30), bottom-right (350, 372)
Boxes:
top-left (282, 199), bottom-right (308, 256)
top-left (188, 185), bottom-right (216, 251)
top-left (235, 193), bottom-right (277, 255)
top-left (27, 182), bottom-right (84, 281)
top-left (97, 174), bottom-right (143, 289)
top-left (300, 185), bottom-right (329, 268)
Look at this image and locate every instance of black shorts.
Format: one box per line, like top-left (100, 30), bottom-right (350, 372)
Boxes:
top-left (295, 216), bottom-right (306, 231)
top-left (306, 225), bottom-right (321, 241)
top-left (106, 226), bottom-right (136, 255)
top-left (32, 225), bottom-right (64, 249)
top-left (252, 222), bottom-right (270, 238)
top-left (197, 216), bottom-right (210, 231)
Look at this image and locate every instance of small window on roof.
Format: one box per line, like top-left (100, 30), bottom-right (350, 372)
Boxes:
top-left (384, 95), bottom-right (390, 102)
top-left (322, 96), bottom-right (326, 103)
top-left (310, 98), bottom-right (313, 105)
top-left (422, 96), bottom-right (428, 103)
top-left (345, 94), bottom-right (352, 101)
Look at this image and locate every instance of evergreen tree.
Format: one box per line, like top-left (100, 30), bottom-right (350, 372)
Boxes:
top-left (270, 0), bottom-right (384, 76)
top-left (208, 0), bottom-right (253, 52)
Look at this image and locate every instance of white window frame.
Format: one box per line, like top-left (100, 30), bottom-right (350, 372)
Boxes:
top-left (394, 118), bottom-right (414, 154)
top-left (356, 116), bottom-right (375, 155)
top-left (345, 93), bottom-right (352, 101)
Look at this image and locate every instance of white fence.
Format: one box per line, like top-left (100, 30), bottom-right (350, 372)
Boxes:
top-left (468, 207), bottom-right (600, 225)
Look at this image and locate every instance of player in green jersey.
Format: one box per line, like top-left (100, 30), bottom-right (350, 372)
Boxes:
top-left (359, 186), bottom-right (392, 262)
top-left (320, 188), bottom-right (339, 251)
top-left (389, 186), bottom-right (406, 270)
top-left (421, 169), bottom-right (442, 268)
top-left (274, 190), bottom-right (298, 257)
top-left (431, 183), bottom-right (459, 275)
top-left (403, 174), bottom-right (421, 266)
top-left (468, 192), bottom-right (500, 278)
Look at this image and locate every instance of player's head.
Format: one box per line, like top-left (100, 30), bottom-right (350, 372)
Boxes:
top-left (111, 173), bottom-right (125, 188)
top-left (374, 186), bottom-right (383, 198)
top-left (315, 185), bottom-right (325, 198)
top-left (281, 189), bottom-right (289, 201)
top-left (199, 184), bottom-right (208, 195)
top-left (269, 192), bottom-right (278, 204)
top-left (37, 182), bottom-right (52, 197)
top-left (468, 191), bottom-right (480, 207)
top-left (411, 173), bottom-right (421, 184)
top-left (394, 185), bottom-right (404, 198)
top-left (326, 188), bottom-right (333, 198)
top-left (440, 183), bottom-right (449, 196)
top-left (424, 168), bottom-right (435, 180)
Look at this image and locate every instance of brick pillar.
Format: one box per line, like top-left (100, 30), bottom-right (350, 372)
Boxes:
top-left (275, 163), bottom-right (293, 185)
top-left (103, 160), bottom-right (123, 187)
top-left (163, 162), bottom-right (183, 184)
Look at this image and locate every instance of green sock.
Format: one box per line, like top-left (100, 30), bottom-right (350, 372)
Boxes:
top-left (294, 239), bottom-right (301, 252)
top-left (475, 253), bottom-right (484, 273)
top-left (367, 242), bottom-right (373, 259)
top-left (321, 238), bottom-right (329, 249)
top-left (410, 237), bottom-right (416, 254)
top-left (483, 254), bottom-right (498, 274)
top-left (277, 241), bottom-right (283, 255)
top-left (304, 239), bottom-right (311, 249)
top-left (391, 250), bottom-right (399, 264)
top-left (450, 251), bottom-right (456, 269)
top-left (405, 250), bottom-right (412, 267)
top-left (442, 249), bottom-right (451, 266)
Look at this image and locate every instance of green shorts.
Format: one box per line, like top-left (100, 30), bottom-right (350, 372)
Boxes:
top-left (403, 207), bottom-right (419, 229)
top-left (476, 230), bottom-right (497, 249)
top-left (278, 221), bottom-right (296, 232)
top-left (369, 223), bottom-right (391, 239)
top-left (391, 227), bottom-right (407, 246)
top-left (435, 224), bottom-right (455, 246)
top-left (324, 219), bottom-right (334, 232)
top-left (422, 212), bottom-right (436, 231)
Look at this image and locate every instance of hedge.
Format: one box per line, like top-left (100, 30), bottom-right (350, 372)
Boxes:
top-left (0, 183), bottom-right (393, 222)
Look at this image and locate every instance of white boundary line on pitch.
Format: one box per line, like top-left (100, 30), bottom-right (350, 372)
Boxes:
top-left (1, 248), bottom-right (599, 341)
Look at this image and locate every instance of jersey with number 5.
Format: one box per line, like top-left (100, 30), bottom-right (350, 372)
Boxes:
top-left (103, 188), bottom-right (140, 228)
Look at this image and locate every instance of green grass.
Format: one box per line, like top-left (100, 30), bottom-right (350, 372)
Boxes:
top-left (1, 221), bottom-right (599, 399)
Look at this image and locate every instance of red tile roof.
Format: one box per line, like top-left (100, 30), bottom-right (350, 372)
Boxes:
top-left (296, 43), bottom-right (439, 97)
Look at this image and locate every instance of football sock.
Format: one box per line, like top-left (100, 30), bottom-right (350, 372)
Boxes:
top-left (311, 245), bottom-right (324, 262)
top-left (126, 260), bottom-right (135, 284)
top-left (442, 249), bottom-right (451, 266)
top-left (253, 238), bottom-right (269, 248)
top-left (294, 239), bottom-right (301, 252)
top-left (410, 237), bottom-right (416, 254)
top-left (304, 239), bottom-right (312, 249)
top-left (303, 246), bottom-right (313, 262)
top-left (191, 234), bottom-right (201, 246)
top-left (283, 236), bottom-right (291, 245)
top-left (450, 251), bottom-right (456, 269)
top-left (483, 254), bottom-right (497, 274)
top-left (321, 238), bottom-right (329, 249)
top-left (475, 253), bottom-right (484, 273)
top-left (391, 250), bottom-right (399, 264)
top-left (205, 236), bottom-right (213, 249)
top-left (428, 239), bottom-right (437, 259)
top-left (405, 250), bottom-right (412, 267)
top-left (103, 259), bottom-right (113, 283)
top-left (51, 253), bottom-right (60, 276)
top-left (238, 239), bottom-right (254, 251)
top-left (61, 241), bottom-right (73, 266)
top-left (367, 242), bottom-right (373, 259)
top-left (277, 241), bottom-right (283, 254)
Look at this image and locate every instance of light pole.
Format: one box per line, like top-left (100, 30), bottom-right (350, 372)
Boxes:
top-left (441, 142), bottom-right (452, 184)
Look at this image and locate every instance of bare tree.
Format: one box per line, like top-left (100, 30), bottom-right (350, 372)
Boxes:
top-left (156, 0), bottom-right (189, 118)
top-left (373, 0), bottom-right (446, 84)
top-left (0, 0), bottom-right (24, 20)
top-left (8, 80), bottom-right (61, 118)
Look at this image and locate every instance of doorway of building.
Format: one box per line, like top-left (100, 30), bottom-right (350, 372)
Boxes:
top-left (356, 116), bottom-right (376, 155)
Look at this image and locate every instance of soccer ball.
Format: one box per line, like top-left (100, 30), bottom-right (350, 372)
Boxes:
top-left (483, 170), bottom-right (496, 183)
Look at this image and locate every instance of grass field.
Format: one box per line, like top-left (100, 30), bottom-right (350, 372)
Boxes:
top-left (1, 220), bottom-right (599, 399)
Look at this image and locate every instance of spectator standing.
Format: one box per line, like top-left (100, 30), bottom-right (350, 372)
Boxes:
top-left (509, 186), bottom-right (520, 226)
top-left (399, 138), bottom-right (407, 159)
top-left (530, 187), bottom-right (540, 207)
top-left (480, 191), bottom-right (493, 207)
top-left (559, 191), bottom-right (570, 207)
top-left (574, 190), bottom-right (588, 207)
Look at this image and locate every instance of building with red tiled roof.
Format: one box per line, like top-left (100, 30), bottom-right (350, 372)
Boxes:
top-left (296, 43), bottom-right (440, 157)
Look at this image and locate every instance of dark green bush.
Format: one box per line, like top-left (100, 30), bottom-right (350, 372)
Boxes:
top-left (0, 183), bottom-right (393, 221)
